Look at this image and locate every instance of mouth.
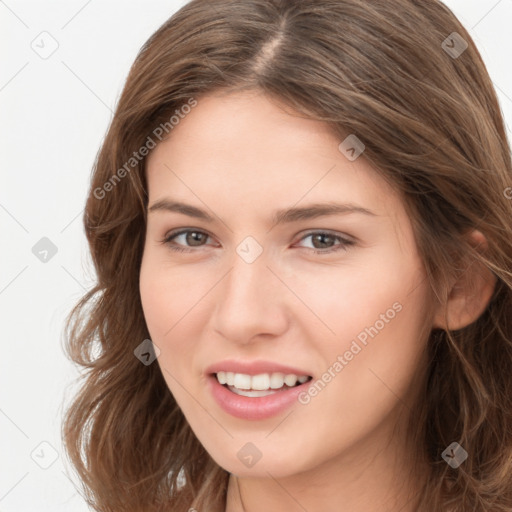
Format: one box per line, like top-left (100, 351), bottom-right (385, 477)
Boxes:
top-left (207, 370), bottom-right (313, 420)
top-left (214, 371), bottom-right (312, 397)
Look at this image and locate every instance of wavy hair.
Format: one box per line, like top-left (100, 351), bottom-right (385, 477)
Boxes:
top-left (61, 1), bottom-right (512, 510)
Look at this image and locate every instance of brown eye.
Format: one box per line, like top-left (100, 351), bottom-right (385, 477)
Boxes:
top-left (310, 233), bottom-right (336, 249)
top-left (296, 231), bottom-right (355, 254)
top-left (162, 229), bottom-right (213, 252)
top-left (184, 231), bottom-right (208, 246)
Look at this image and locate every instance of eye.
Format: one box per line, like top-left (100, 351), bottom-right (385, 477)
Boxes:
top-left (161, 228), bottom-right (354, 255)
top-left (160, 229), bottom-right (214, 253)
top-left (295, 231), bottom-right (355, 254)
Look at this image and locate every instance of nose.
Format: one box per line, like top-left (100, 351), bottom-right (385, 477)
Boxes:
top-left (211, 249), bottom-right (289, 345)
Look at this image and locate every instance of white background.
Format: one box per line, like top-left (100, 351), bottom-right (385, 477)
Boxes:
top-left (1, 1), bottom-right (511, 510)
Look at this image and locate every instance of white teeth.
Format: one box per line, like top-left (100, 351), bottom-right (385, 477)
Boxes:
top-left (233, 373), bottom-right (252, 389)
top-left (269, 372), bottom-right (285, 389)
top-left (251, 373), bottom-right (270, 390)
top-left (284, 374), bottom-right (298, 387)
top-left (228, 387), bottom-right (277, 398)
top-left (215, 372), bottom-right (310, 391)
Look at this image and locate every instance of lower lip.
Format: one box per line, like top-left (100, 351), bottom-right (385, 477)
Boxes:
top-left (207, 374), bottom-right (311, 420)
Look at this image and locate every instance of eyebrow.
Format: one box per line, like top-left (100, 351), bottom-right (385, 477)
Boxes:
top-left (148, 199), bottom-right (376, 225)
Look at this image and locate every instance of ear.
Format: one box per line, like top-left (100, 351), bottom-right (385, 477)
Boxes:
top-left (432, 230), bottom-right (497, 331)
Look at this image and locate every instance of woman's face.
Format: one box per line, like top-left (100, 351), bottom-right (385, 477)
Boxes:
top-left (140, 90), bottom-right (433, 478)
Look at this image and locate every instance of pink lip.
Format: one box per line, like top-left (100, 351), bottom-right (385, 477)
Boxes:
top-left (207, 375), bottom-right (312, 420)
top-left (205, 360), bottom-right (313, 421)
top-left (205, 359), bottom-right (311, 377)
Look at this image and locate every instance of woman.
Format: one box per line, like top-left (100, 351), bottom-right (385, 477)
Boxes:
top-left (62, 1), bottom-right (512, 510)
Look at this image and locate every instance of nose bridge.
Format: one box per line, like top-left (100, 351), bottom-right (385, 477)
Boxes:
top-left (224, 235), bottom-right (272, 306)
top-left (222, 249), bottom-right (273, 317)
top-left (212, 245), bottom-right (287, 342)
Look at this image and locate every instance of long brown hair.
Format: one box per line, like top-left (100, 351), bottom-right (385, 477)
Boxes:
top-left (61, 1), bottom-right (512, 510)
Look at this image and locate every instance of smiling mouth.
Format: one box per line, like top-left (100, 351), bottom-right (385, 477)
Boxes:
top-left (214, 371), bottom-right (313, 397)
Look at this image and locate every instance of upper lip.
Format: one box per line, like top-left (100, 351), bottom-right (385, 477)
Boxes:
top-left (205, 360), bottom-right (312, 377)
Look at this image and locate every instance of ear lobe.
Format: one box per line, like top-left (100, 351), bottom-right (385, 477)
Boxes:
top-left (432, 230), bottom-right (497, 331)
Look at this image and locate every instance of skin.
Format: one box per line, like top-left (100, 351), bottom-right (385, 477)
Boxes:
top-left (139, 90), bottom-right (491, 511)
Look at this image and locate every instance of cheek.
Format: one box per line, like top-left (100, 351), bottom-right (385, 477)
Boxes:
top-left (308, 268), bottom-right (431, 430)
top-left (285, 250), bottom-right (425, 346)
top-left (139, 250), bottom-right (216, 395)
top-left (283, 285), bottom-right (430, 474)
top-left (139, 259), bottom-right (196, 410)
top-left (139, 255), bottom-right (191, 380)
top-left (139, 249), bottom-right (205, 340)
top-left (139, 266), bottom-right (171, 340)
top-left (291, 249), bottom-right (430, 408)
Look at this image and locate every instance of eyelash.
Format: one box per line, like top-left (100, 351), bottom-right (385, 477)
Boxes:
top-left (159, 229), bottom-right (355, 255)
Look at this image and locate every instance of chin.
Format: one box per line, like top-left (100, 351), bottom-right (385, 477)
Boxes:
top-left (201, 437), bottom-right (317, 479)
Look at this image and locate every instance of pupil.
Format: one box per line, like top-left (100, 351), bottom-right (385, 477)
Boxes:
top-left (313, 234), bottom-right (332, 249)
top-left (187, 232), bottom-right (205, 246)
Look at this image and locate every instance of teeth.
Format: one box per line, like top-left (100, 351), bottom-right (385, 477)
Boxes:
top-left (234, 373), bottom-right (252, 390)
top-left (215, 372), bottom-right (310, 390)
top-left (269, 372), bottom-right (285, 389)
top-left (251, 373), bottom-right (270, 390)
top-left (228, 387), bottom-right (277, 398)
top-left (284, 374), bottom-right (297, 386)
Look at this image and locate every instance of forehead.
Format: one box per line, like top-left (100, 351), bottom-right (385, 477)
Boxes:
top-left (145, 91), bottom-right (404, 223)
